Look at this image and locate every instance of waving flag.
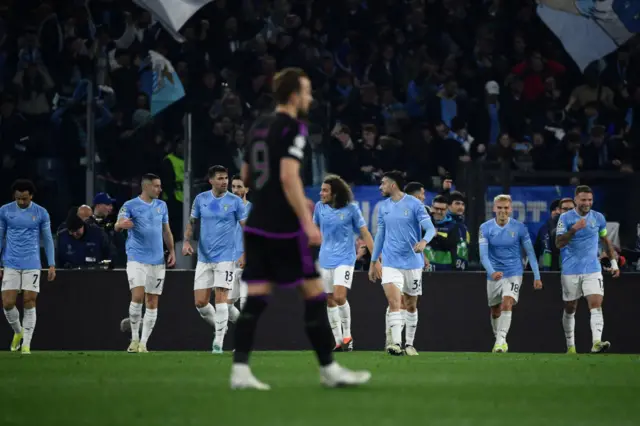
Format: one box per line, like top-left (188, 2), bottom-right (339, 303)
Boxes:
top-left (537, 0), bottom-right (639, 72)
top-left (133, 0), bottom-right (214, 42)
top-left (140, 51), bottom-right (185, 116)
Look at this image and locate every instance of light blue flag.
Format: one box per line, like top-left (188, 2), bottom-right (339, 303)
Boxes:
top-left (140, 50), bottom-right (185, 116)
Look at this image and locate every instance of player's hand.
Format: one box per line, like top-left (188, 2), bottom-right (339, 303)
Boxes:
top-left (491, 271), bottom-right (503, 281)
top-left (47, 266), bottom-right (56, 282)
top-left (166, 251), bottom-right (176, 268)
top-left (368, 262), bottom-right (381, 282)
top-left (303, 223), bottom-right (322, 247)
top-left (118, 218), bottom-right (134, 230)
top-left (182, 241), bottom-right (194, 256)
top-left (572, 218), bottom-right (587, 231)
top-left (413, 240), bottom-right (427, 253)
top-left (238, 253), bottom-right (246, 269)
top-left (533, 279), bottom-right (543, 290)
top-left (423, 256), bottom-right (430, 271)
top-left (610, 259), bottom-right (621, 278)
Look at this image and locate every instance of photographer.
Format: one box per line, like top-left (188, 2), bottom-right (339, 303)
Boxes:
top-left (56, 210), bottom-right (111, 269)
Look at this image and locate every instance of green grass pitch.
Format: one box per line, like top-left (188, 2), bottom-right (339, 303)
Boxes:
top-left (1, 351), bottom-right (638, 426)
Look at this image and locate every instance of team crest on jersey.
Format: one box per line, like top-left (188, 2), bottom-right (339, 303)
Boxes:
top-left (223, 204), bottom-right (229, 211)
top-left (404, 210), bottom-right (409, 216)
top-left (32, 216), bottom-right (36, 221)
top-left (510, 231), bottom-right (515, 237)
top-left (157, 208), bottom-right (161, 213)
top-left (590, 219), bottom-right (596, 228)
top-left (339, 213), bottom-right (344, 220)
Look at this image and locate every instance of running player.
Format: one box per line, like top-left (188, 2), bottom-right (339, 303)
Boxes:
top-left (229, 175), bottom-right (252, 312)
top-left (314, 174), bottom-right (374, 351)
top-left (183, 166), bottom-right (247, 354)
top-left (231, 67), bottom-right (371, 390)
top-left (556, 185), bottom-right (619, 354)
top-left (116, 173), bottom-right (176, 353)
top-left (479, 194), bottom-right (542, 353)
top-left (369, 171), bottom-right (436, 356)
top-left (0, 179), bottom-right (56, 354)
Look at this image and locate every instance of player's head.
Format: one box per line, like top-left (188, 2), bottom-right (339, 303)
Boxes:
top-left (321, 174), bottom-right (353, 209)
top-left (493, 194), bottom-right (512, 221)
top-left (574, 185), bottom-right (593, 214)
top-left (273, 68), bottom-right (313, 116)
top-left (404, 182), bottom-right (425, 203)
top-left (380, 171), bottom-right (404, 197)
top-left (448, 191), bottom-right (466, 216)
top-left (431, 195), bottom-right (448, 221)
top-left (141, 173), bottom-right (162, 199)
top-left (559, 197), bottom-right (575, 213)
top-left (231, 174), bottom-right (247, 199)
top-left (208, 165), bottom-right (229, 193)
top-left (11, 179), bottom-right (35, 209)
top-left (66, 210), bottom-right (85, 239)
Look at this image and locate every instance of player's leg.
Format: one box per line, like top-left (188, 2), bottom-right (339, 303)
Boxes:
top-left (322, 268), bottom-right (342, 350)
top-left (194, 262), bottom-right (215, 329)
top-left (2, 269), bottom-right (23, 351)
top-left (381, 267), bottom-right (404, 355)
top-left (19, 270), bottom-right (41, 354)
top-left (487, 278), bottom-right (504, 352)
top-left (227, 266), bottom-right (244, 323)
top-left (212, 262), bottom-right (234, 353)
top-left (126, 262), bottom-right (145, 352)
top-left (139, 264), bottom-right (165, 352)
top-left (401, 269), bottom-right (422, 356)
top-left (583, 273), bottom-right (609, 353)
top-left (333, 265), bottom-right (354, 351)
top-left (561, 274), bottom-right (581, 353)
top-left (494, 276), bottom-right (522, 353)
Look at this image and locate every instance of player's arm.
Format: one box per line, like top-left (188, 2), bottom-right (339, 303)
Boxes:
top-left (359, 226), bottom-right (374, 256)
top-left (598, 219), bottom-right (620, 277)
top-left (352, 204), bottom-right (373, 254)
top-left (520, 227), bottom-right (542, 285)
top-left (414, 202), bottom-right (436, 252)
top-left (115, 204), bottom-right (133, 232)
top-left (555, 215), bottom-right (582, 249)
top-left (161, 205), bottom-right (176, 267)
top-left (281, 158), bottom-right (315, 234)
top-left (0, 210), bottom-right (6, 266)
top-left (40, 211), bottom-right (56, 281)
top-left (478, 226), bottom-right (497, 276)
top-left (369, 211), bottom-right (385, 281)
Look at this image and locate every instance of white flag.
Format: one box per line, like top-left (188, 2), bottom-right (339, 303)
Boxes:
top-left (133, 0), bottom-right (214, 42)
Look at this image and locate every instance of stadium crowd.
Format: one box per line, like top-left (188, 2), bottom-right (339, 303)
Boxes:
top-left (1, 0), bottom-right (639, 269)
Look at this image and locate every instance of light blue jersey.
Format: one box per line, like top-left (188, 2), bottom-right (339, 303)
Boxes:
top-left (479, 218), bottom-right (540, 280)
top-left (557, 209), bottom-right (606, 275)
top-left (314, 202), bottom-right (366, 269)
top-left (233, 200), bottom-right (252, 260)
top-left (118, 197), bottom-right (168, 265)
top-left (372, 194), bottom-right (436, 270)
top-left (191, 191), bottom-right (247, 263)
top-left (0, 202), bottom-right (55, 270)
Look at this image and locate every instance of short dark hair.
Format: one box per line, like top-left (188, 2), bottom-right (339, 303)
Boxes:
top-left (560, 197), bottom-right (575, 206)
top-left (208, 165), bottom-right (228, 178)
top-left (432, 195), bottom-right (448, 205)
top-left (382, 170), bottom-right (405, 191)
top-left (231, 174), bottom-right (242, 182)
top-left (323, 174), bottom-right (353, 209)
top-left (272, 68), bottom-right (307, 105)
top-left (11, 179), bottom-right (36, 195)
top-left (404, 182), bottom-right (424, 196)
top-left (575, 185), bottom-right (592, 196)
top-left (448, 190), bottom-right (466, 204)
top-left (141, 173), bottom-right (160, 184)
top-left (550, 198), bottom-right (561, 212)
top-left (66, 211), bottom-right (85, 232)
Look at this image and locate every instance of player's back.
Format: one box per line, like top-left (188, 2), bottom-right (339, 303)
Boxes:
top-left (557, 209), bottom-right (605, 275)
top-left (0, 201), bottom-right (49, 270)
top-left (314, 202), bottom-right (365, 269)
top-left (118, 197), bottom-right (167, 265)
top-left (378, 195), bottom-right (427, 270)
top-left (244, 112), bottom-right (307, 235)
top-left (480, 218), bottom-right (526, 278)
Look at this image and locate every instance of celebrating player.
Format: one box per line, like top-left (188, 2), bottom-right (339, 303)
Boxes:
top-left (228, 175), bottom-right (252, 312)
top-left (556, 186), bottom-right (619, 354)
top-left (369, 171), bottom-right (436, 356)
top-left (0, 180), bottom-right (56, 354)
top-left (116, 173), bottom-right (176, 353)
top-left (314, 174), bottom-right (374, 351)
top-left (479, 194), bottom-right (542, 353)
top-left (183, 166), bottom-right (247, 354)
top-left (231, 67), bottom-right (371, 390)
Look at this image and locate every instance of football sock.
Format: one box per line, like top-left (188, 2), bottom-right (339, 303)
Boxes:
top-left (338, 301), bottom-right (352, 339)
top-left (213, 303), bottom-right (229, 347)
top-left (22, 308), bottom-right (36, 347)
top-left (327, 306), bottom-right (342, 345)
top-left (304, 293), bottom-right (334, 367)
top-left (388, 311), bottom-right (403, 345)
top-left (197, 303), bottom-right (215, 327)
top-left (562, 311), bottom-right (575, 347)
top-left (129, 302), bottom-right (143, 341)
top-left (495, 311), bottom-right (512, 345)
top-left (404, 310), bottom-right (418, 346)
top-left (228, 304), bottom-right (241, 323)
top-left (233, 295), bottom-right (269, 364)
top-left (590, 308), bottom-right (604, 343)
top-left (140, 308), bottom-right (157, 345)
top-left (3, 307), bottom-right (21, 334)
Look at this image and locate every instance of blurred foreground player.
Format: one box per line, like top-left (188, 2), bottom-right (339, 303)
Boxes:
top-left (231, 68), bottom-right (371, 390)
top-left (556, 186), bottom-right (619, 354)
top-left (0, 180), bottom-right (56, 354)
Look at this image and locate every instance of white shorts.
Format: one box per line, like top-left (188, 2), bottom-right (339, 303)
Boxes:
top-left (194, 261), bottom-right (235, 291)
top-left (321, 265), bottom-right (355, 293)
top-left (1, 269), bottom-right (41, 293)
top-left (126, 262), bottom-right (166, 295)
top-left (229, 267), bottom-right (247, 301)
top-left (487, 275), bottom-right (523, 306)
top-left (561, 272), bottom-right (604, 302)
top-left (381, 267), bottom-right (423, 296)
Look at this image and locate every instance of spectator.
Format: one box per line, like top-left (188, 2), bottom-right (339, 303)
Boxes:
top-left (56, 210), bottom-right (110, 269)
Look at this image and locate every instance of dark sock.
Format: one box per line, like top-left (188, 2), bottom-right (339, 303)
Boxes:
top-left (233, 295), bottom-right (269, 364)
top-left (304, 293), bottom-right (334, 367)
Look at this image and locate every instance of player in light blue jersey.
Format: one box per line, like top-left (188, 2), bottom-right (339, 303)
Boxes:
top-left (479, 194), bottom-right (542, 353)
top-left (0, 180), bottom-right (56, 354)
top-left (369, 171), bottom-right (436, 356)
top-left (182, 166), bottom-right (247, 353)
top-left (116, 173), bottom-right (176, 353)
top-left (314, 175), bottom-right (374, 352)
top-left (229, 175), bottom-right (252, 313)
top-left (556, 186), bottom-right (619, 354)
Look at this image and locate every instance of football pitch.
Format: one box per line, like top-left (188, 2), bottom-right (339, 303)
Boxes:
top-left (0, 351), bottom-right (638, 426)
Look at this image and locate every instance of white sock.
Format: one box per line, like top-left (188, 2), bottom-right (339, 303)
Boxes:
top-left (3, 307), bottom-right (21, 334)
top-left (388, 311), bottom-right (403, 345)
top-left (197, 303), bottom-right (215, 327)
top-left (590, 308), bottom-right (604, 343)
top-left (495, 311), bottom-right (512, 345)
top-left (239, 297), bottom-right (247, 311)
top-left (213, 303), bottom-right (229, 347)
top-left (405, 310), bottom-right (418, 346)
top-left (337, 301), bottom-right (351, 339)
top-left (385, 306), bottom-right (390, 339)
top-left (22, 308), bottom-right (36, 347)
top-left (140, 308), bottom-right (158, 345)
top-left (129, 302), bottom-right (143, 341)
top-left (400, 308), bottom-right (407, 334)
top-left (491, 315), bottom-right (498, 337)
top-left (562, 311), bottom-right (575, 347)
top-left (228, 304), bottom-right (241, 323)
top-left (327, 306), bottom-right (342, 345)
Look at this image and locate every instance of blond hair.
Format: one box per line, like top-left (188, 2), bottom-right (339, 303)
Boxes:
top-left (493, 194), bottom-right (512, 204)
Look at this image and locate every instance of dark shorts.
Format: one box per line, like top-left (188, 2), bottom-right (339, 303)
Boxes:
top-left (242, 227), bottom-right (320, 287)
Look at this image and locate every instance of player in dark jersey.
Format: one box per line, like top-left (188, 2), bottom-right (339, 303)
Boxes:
top-left (230, 68), bottom-right (371, 390)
